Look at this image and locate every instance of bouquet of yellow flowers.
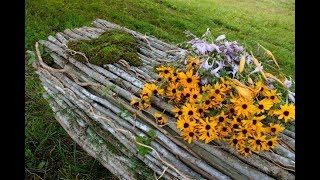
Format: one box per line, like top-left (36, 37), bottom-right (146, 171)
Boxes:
top-left (131, 29), bottom-right (294, 156)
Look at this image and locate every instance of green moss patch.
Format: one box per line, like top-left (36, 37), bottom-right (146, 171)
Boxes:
top-left (67, 30), bottom-right (142, 66)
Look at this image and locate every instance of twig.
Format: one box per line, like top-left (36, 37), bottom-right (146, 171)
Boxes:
top-left (35, 42), bottom-right (66, 73)
top-left (157, 167), bottom-right (169, 180)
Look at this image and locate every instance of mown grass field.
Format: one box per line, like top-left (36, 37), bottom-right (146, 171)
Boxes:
top-left (25, 0), bottom-right (295, 179)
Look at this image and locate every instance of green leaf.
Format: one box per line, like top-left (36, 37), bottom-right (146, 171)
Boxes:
top-left (102, 85), bottom-right (116, 96)
top-left (26, 50), bottom-right (37, 65)
top-left (38, 161), bottom-right (46, 170)
top-left (147, 130), bottom-right (157, 139)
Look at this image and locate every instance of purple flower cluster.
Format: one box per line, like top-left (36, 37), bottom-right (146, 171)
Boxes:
top-left (183, 31), bottom-right (255, 83)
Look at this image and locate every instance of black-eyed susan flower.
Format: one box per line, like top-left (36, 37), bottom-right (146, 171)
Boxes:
top-left (182, 127), bottom-right (198, 144)
top-left (201, 84), bottom-right (212, 92)
top-left (187, 57), bottom-right (203, 70)
top-left (212, 83), bottom-right (226, 96)
top-left (234, 97), bottom-right (256, 117)
top-left (176, 116), bottom-right (197, 131)
top-left (166, 82), bottom-right (181, 100)
top-left (242, 115), bottom-right (266, 128)
top-left (147, 83), bottom-right (164, 96)
top-left (274, 104), bottom-right (295, 122)
top-left (227, 135), bottom-right (245, 149)
top-left (217, 125), bottom-right (232, 138)
top-left (265, 89), bottom-right (280, 104)
top-left (215, 111), bottom-right (229, 125)
top-left (254, 81), bottom-right (269, 96)
top-left (198, 117), bottom-right (217, 143)
top-left (172, 106), bottom-right (183, 118)
top-left (179, 69), bottom-right (199, 89)
top-left (199, 130), bottom-right (217, 144)
top-left (154, 112), bottom-right (168, 125)
top-left (256, 98), bottom-right (273, 114)
top-left (248, 134), bottom-right (267, 152)
top-left (239, 145), bottom-right (253, 157)
top-left (264, 137), bottom-right (279, 151)
top-left (196, 103), bottom-right (209, 117)
top-left (220, 77), bottom-right (232, 93)
top-left (156, 66), bottom-right (174, 79)
top-left (182, 103), bottom-right (200, 120)
top-left (227, 106), bottom-right (236, 117)
top-left (130, 99), bottom-right (141, 108)
top-left (230, 118), bottom-right (241, 132)
top-left (182, 87), bottom-right (192, 102)
top-left (237, 125), bottom-right (254, 138)
top-left (266, 123), bottom-right (285, 135)
top-left (189, 89), bottom-right (202, 104)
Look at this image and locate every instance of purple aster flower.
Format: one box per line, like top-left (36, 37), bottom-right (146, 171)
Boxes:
top-left (284, 78), bottom-right (292, 89)
top-left (200, 77), bottom-right (208, 85)
top-left (288, 91), bottom-right (295, 104)
top-left (215, 34), bottom-right (226, 42)
top-left (210, 61), bottom-right (225, 76)
top-left (249, 63), bottom-right (263, 75)
top-left (200, 59), bottom-right (214, 71)
top-left (227, 64), bottom-right (239, 78)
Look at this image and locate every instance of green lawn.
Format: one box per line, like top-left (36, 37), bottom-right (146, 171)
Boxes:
top-left (25, 0), bottom-right (295, 178)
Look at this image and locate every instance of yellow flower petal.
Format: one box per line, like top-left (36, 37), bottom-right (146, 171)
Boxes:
top-left (239, 56), bottom-right (246, 73)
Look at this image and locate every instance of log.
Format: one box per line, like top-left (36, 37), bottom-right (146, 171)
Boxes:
top-left (33, 19), bottom-right (295, 180)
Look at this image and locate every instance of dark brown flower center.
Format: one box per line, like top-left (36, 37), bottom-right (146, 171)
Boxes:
top-left (175, 78), bottom-right (180, 82)
top-left (242, 104), bottom-right (248, 109)
top-left (252, 120), bottom-right (257, 125)
top-left (283, 111), bottom-right (289, 116)
top-left (178, 111), bottom-right (183, 115)
top-left (210, 96), bottom-right (215, 100)
top-left (270, 95), bottom-right (275, 100)
top-left (237, 118), bottom-right (241, 123)
top-left (173, 72), bottom-right (177, 76)
top-left (198, 108), bottom-right (203, 113)
top-left (157, 77), bottom-right (162, 81)
top-left (157, 117), bottom-right (162, 120)
top-left (256, 140), bottom-right (261, 145)
top-left (260, 87), bottom-right (264, 92)
top-left (172, 89), bottom-right (176, 93)
top-left (219, 117), bottom-right (224, 122)
top-left (186, 93), bottom-right (190, 97)
top-left (192, 62), bottom-right (196, 66)
top-left (258, 105), bottom-right (264, 110)
top-left (205, 125), bottom-right (211, 130)
top-left (164, 70), bottom-right (169, 74)
top-left (222, 127), bottom-right (227, 132)
top-left (205, 100), bottom-right (210, 105)
top-left (271, 128), bottom-right (276, 132)
top-left (244, 148), bottom-right (250, 153)
top-left (267, 141), bottom-right (273, 146)
top-left (141, 100), bottom-right (145, 104)
top-left (233, 124), bottom-right (239, 129)
top-left (187, 78), bottom-right (192, 83)
top-left (230, 108), bottom-right (235, 114)
top-left (153, 90), bottom-right (158, 94)
top-left (215, 89), bottom-right (220, 94)
top-left (242, 129), bottom-right (247, 134)
top-left (233, 139), bottom-right (238, 144)
top-left (193, 94), bottom-right (198, 99)
top-left (189, 132), bottom-right (194, 137)
top-left (188, 110), bottom-right (194, 115)
top-left (133, 102), bottom-right (140, 106)
top-left (184, 123), bottom-right (189, 128)
top-left (168, 77), bottom-right (172, 81)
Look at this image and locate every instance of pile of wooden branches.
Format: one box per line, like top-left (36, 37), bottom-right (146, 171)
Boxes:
top-left (33, 19), bottom-right (295, 180)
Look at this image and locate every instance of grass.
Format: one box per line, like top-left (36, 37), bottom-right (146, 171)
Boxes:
top-left (25, 0), bottom-right (294, 178)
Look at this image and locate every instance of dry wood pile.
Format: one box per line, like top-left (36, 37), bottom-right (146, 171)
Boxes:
top-left (33, 19), bottom-right (295, 180)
